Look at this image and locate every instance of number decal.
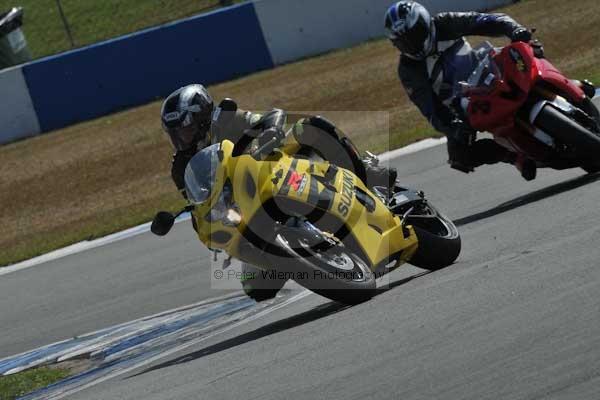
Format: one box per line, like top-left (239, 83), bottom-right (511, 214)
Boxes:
top-left (471, 100), bottom-right (492, 115)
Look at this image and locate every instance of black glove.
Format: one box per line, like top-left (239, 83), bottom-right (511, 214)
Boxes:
top-left (257, 126), bottom-right (285, 147)
top-left (252, 126), bottom-right (286, 159)
top-left (511, 27), bottom-right (532, 43)
top-left (171, 148), bottom-right (196, 197)
top-left (531, 39), bottom-right (545, 58)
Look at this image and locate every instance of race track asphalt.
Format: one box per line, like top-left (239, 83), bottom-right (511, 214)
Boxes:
top-left (4, 140), bottom-right (600, 399)
top-left (0, 215), bottom-right (228, 359)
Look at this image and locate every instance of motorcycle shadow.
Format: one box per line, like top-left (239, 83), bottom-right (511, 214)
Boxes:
top-left (375, 270), bottom-right (431, 296)
top-left (454, 172), bottom-right (600, 227)
top-left (129, 273), bottom-right (428, 378)
top-left (128, 299), bottom-right (349, 378)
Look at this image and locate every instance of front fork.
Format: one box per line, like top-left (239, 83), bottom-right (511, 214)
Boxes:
top-left (281, 217), bottom-right (339, 251)
top-left (517, 86), bottom-right (599, 162)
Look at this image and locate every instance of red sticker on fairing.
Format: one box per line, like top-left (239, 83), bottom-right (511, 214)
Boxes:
top-left (288, 171), bottom-right (307, 194)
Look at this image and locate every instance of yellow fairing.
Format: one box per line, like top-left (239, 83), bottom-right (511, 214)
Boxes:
top-left (192, 140), bottom-right (418, 271)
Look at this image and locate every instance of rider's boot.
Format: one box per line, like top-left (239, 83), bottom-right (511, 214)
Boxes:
top-left (469, 139), bottom-right (536, 181)
top-left (515, 155), bottom-right (537, 181)
top-left (504, 152), bottom-right (536, 181)
top-left (240, 263), bottom-right (287, 302)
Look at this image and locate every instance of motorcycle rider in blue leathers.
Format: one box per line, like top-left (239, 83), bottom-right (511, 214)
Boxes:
top-left (385, 1), bottom-right (537, 180)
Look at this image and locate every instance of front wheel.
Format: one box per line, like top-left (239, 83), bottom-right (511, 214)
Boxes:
top-left (274, 231), bottom-right (376, 304)
top-left (535, 99), bottom-right (600, 163)
top-left (578, 98), bottom-right (600, 174)
top-left (406, 203), bottom-right (461, 271)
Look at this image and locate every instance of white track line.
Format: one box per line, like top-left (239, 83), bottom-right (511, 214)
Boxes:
top-left (378, 137), bottom-right (447, 162)
top-left (0, 214), bottom-right (190, 277)
top-left (35, 289), bottom-right (312, 400)
top-left (1, 137), bottom-right (446, 277)
top-left (4, 92), bottom-right (600, 276)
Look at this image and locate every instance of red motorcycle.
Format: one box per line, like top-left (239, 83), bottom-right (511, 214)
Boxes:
top-left (459, 40), bottom-right (600, 174)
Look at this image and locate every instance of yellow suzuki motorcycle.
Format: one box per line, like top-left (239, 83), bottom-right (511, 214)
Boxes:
top-left (152, 129), bottom-right (460, 304)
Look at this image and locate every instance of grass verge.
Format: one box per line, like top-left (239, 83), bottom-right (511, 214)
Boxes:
top-left (1, 0), bottom-right (599, 266)
top-left (0, 367), bottom-right (69, 400)
top-left (0, 0), bottom-right (242, 59)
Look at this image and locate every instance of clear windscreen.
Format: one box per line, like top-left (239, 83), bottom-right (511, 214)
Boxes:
top-left (460, 42), bottom-right (501, 95)
top-left (184, 143), bottom-right (220, 204)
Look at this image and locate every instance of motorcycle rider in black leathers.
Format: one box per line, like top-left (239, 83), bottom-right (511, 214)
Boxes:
top-left (161, 84), bottom-right (397, 301)
top-left (385, 1), bottom-right (537, 180)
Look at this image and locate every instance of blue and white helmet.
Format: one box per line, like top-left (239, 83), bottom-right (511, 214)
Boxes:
top-left (384, 1), bottom-right (436, 60)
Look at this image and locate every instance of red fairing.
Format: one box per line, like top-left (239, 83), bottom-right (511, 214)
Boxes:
top-left (534, 57), bottom-right (586, 102)
top-left (467, 90), bottom-right (524, 132)
top-left (467, 42), bottom-right (585, 133)
top-left (496, 42), bottom-right (535, 93)
top-left (495, 125), bottom-right (553, 160)
top-left (467, 43), bottom-right (537, 132)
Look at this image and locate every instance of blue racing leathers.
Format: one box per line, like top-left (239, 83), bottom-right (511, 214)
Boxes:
top-left (398, 12), bottom-right (527, 171)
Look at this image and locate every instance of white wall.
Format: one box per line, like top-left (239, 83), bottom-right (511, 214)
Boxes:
top-left (254, 0), bottom-right (515, 65)
top-left (0, 66), bottom-right (40, 144)
top-left (0, 0), bottom-right (516, 145)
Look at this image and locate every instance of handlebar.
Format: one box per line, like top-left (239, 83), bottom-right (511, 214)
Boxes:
top-left (251, 136), bottom-right (279, 159)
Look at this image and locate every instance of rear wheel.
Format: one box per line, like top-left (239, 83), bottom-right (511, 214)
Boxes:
top-left (406, 203), bottom-right (461, 271)
top-left (274, 231), bottom-right (376, 304)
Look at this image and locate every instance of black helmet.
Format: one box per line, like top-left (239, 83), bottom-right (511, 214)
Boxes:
top-left (384, 1), bottom-right (435, 60)
top-left (161, 84), bottom-right (214, 151)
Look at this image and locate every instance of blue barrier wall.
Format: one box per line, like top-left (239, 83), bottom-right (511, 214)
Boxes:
top-left (22, 2), bottom-right (273, 132)
top-left (0, 0), bottom-right (519, 143)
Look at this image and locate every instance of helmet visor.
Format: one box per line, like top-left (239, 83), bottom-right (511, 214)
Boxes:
top-left (169, 123), bottom-right (197, 151)
top-left (390, 12), bottom-right (432, 58)
top-left (164, 114), bottom-right (209, 151)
